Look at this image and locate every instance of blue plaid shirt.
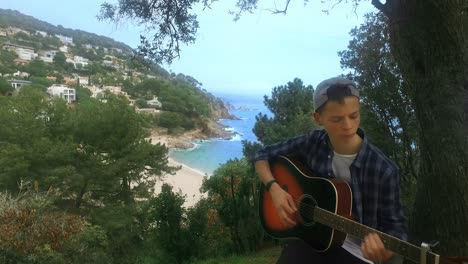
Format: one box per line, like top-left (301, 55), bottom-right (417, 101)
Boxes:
top-left (253, 128), bottom-right (408, 240)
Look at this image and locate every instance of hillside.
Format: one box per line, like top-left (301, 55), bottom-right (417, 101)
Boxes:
top-left (0, 8), bottom-right (236, 140)
top-left (0, 9), bottom-right (131, 52)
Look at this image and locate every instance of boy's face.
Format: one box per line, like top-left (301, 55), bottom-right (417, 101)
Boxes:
top-left (313, 96), bottom-right (360, 141)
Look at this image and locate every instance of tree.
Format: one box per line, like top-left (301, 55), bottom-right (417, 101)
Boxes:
top-left (201, 159), bottom-right (260, 254)
top-left (146, 183), bottom-right (187, 263)
top-left (338, 13), bottom-right (420, 211)
top-left (0, 78), bottom-right (14, 95)
top-left (253, 78), bottom-right (316, 145)
top-left (0, 88), bottom-right (75, 193)
top-left (53, 51), bottom-right (67, 68)
top-left (374, 1), bottom-right (467, 255)
top-left (99, 0), bottom-right (468, 255)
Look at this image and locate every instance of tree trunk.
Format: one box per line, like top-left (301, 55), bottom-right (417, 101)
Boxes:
top-left (381, 0), bottom-right (468, 255)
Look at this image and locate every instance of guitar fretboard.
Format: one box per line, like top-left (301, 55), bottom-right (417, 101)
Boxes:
top-left (313, 207), bottom-right (440, 264)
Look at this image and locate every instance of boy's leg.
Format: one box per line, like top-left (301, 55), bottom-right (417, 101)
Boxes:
top-left (276, 240), bottom-right (324, 264)
top-left (277, 240), bottom-right (372, 264)
top-left (323, 247), bottom-right (371, 264)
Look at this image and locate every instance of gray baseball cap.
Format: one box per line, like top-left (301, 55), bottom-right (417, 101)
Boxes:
top-left (314, 77), bottom-right (359, 111)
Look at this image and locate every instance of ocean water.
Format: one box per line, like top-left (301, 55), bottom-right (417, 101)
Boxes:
top-left (170, 94), bottom-right (270, 174)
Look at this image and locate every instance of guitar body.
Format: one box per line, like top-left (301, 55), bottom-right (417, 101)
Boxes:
top-left (259, 156), bottom-right (353, 252)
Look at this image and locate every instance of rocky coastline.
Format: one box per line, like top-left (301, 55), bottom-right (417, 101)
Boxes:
top-left (150, 116), bottom-right (239, 150)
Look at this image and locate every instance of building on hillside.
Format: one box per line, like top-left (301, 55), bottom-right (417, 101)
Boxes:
top-left (74, 56), bottom-right (89, 66)
top-left (46, 76), bottom-right (57, 82)
top-left (9, 79), bottom-right (32, 90)
top-left (66, 56), bottom-right (89, 69)
top-left (2, 43), bottom-right (37, 61)
top-left (84, 85), bottom-right (128, 99)
top-left (112, 48), bottom-right (123, 54)
top-left (16, 48), bottom-right (37, 61)
top-left (47, 84), bottom-right (76, 104)
top-left (38, 50), bottom-right (57, 63)
top-left (78, 76), bottom-right (89, 86)
top-left (36, 30), bottom-right (48, 37)
top-left (39, 56), bottom-right (53, 63)
top-left (13, 58), bottom-right (29, 65)
top-left (6, 27), bottom-right (30, 36)
top-left (55, 34), bottom-right (73, 44)
top-left (147, 97), bottom-right (162, 108)
top-left (102, 60), bottom-right (113, 67)
top-left (0, 29), bottom-right (6, 37)
top-left (59, 45), bottom-right (68, 53)
top-left (12, 71), bottom-right (30, 78)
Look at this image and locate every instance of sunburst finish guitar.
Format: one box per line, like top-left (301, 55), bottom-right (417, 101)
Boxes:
top-left (259, 156), bottom-right (468, 264)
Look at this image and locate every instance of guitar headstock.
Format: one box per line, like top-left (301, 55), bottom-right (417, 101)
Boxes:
top-left (440, 256), bottom-right (468, 264)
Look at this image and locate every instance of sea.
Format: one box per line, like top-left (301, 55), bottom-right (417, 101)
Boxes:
top-left (169, 93), bottom-right (271, 175)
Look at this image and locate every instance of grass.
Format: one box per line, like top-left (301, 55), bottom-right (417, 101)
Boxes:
top-left (191, 246), bottom-right (282, 264)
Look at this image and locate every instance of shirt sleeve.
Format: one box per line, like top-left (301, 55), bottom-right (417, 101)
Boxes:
top-left (378, 167), bottom-right (408, 240)
top-left (252, 132), bottom-right (316, 162)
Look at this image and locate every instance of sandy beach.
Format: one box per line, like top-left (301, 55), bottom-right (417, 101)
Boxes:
top-left (149, 131), bottom-right (207, 207)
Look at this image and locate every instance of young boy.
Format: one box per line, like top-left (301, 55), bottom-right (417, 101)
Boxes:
top-left (253, 77), bottom-right (407, 264)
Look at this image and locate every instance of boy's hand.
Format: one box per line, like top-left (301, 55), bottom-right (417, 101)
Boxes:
top-left (270, 183), bottom-right (298, 227)
top-left (361, 233), bottom-right (393, 262)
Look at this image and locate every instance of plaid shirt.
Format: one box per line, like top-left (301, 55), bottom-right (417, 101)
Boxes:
top-left (253, 128), bottom-right (408, 240)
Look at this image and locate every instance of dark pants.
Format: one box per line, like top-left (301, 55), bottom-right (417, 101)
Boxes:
top-left (276, 240), bottom-right (369, 264)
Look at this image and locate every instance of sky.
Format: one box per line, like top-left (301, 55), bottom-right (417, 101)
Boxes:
top-left (0, 0), bottom-right (375, 97)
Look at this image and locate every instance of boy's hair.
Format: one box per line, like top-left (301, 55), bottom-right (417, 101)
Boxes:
top-left (314, 77), bottom-right (359, 113)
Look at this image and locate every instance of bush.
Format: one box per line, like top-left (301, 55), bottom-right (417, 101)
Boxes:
top-left (0, 192), bottom-right (110, 264)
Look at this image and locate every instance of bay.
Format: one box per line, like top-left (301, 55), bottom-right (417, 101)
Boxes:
top-left (170, 94), bottom-right (271, 174)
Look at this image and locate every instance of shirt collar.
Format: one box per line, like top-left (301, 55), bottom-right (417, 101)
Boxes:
top-left (352, 128), bottom-right (368, 168)
top-left (319, 128), bottom-right (368, 169)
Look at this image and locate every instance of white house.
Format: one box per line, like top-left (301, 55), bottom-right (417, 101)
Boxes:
top-left (39, 56), bottom-right (53, 63)
top-left (9, 79), bottom-right (32, 89)
top-left (55, 34), bottom-right (73, 44)
top-left (147, 97), bottom-right (162, 108)
top-left (74, 56), bottom-right (89, 66)
top-left (59, 45), bottom-right (68, 53)
top-left (66, 56), bottom-right (89, 69)
top-left (47, 84), bottom-right (76, 104)
top-left (78, 76), bottom-right (89, 86)
top-left (16, 47), bottom-right (37, 61)
top-left (12, 71), bottom-right (30, 78)
top-left (38, 50), bottom-right (57, 63)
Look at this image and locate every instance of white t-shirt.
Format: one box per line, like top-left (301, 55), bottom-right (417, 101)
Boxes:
top-left (332, 151), bottom-right (374, 264)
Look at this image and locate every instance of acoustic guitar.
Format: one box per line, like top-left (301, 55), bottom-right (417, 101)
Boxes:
top-left (259, 156), bottom-right (468, 264)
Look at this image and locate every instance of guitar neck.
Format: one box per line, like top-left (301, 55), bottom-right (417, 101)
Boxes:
top-left (313, 207), bottom-right (440, 264)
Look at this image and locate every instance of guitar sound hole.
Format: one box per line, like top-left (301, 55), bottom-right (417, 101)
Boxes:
top-left (298, 195), bottom-right (317, 226)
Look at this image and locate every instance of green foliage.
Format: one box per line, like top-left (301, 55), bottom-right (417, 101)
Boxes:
top-left (201, 159), bottom-right (262, 254)
top-left (0, 88), bottom-right (74, 192)
top-left (338, 12), bottom-right (419, 209)
top-left (253, 78), bottom-right (317, 145)
top-left (0, 192), bottom-right (109, 264)
top-left (0, 77), bottom-right (13, 95)
top-left (29, 76), bottom-right (53, 87)
top-left (146, 183), bottom-right (187, 263)
top-left (75, 86), bottom-right (91, 102)
top-left (0, 49), bottom-right (18, 69)
top-left (135, 98), bottom-right (148, 108)
top-left (24, 58), bottom-right (49, 77)
top-left (53, 52), bottom-right (66, 67)
top-left (159, 111), bottom-right (195, 133)
top-left (191, 246), bottom-right (281, 264)
top-left (99, 0), bottom-right (198, 63)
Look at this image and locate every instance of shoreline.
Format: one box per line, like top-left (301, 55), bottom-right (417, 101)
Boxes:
top-left (149, 131), bottom-right (209, 207)
top-left (154, 157), bottom-right (207, 207)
